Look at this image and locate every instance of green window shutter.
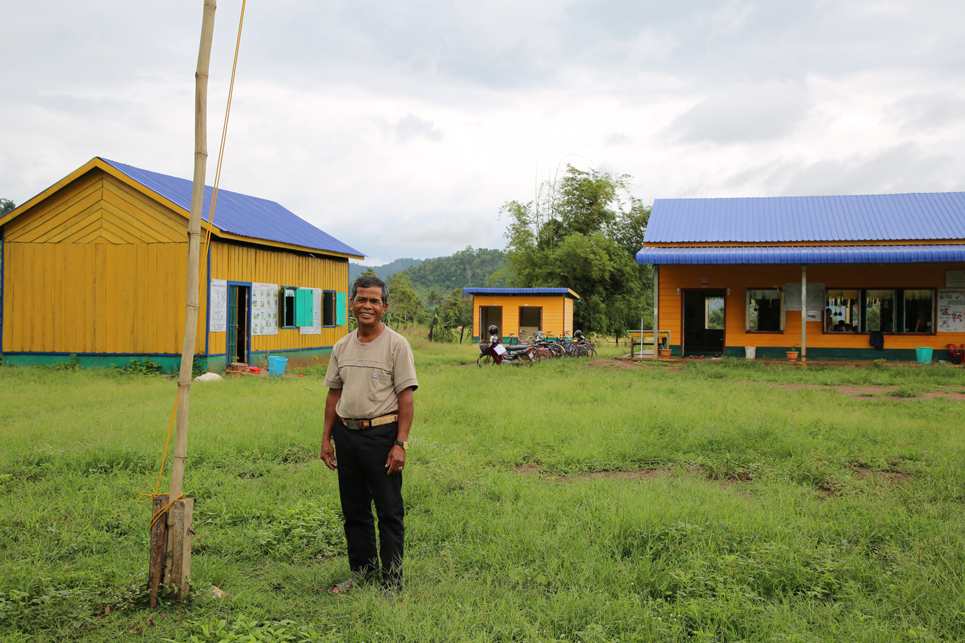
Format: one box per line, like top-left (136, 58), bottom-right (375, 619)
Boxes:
top-left (336, 292), bottom-right (346, 325)
top-left (296, 289), bottom-right (314, 327)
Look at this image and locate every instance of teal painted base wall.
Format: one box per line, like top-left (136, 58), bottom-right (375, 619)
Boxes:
top-left (2, 347), bottom-right (334, 375)
top-left (722, 346), bottom-right (955, 362)
top-left (2, 353), bottom-right (189, 373)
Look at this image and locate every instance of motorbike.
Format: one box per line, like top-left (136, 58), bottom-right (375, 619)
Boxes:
top-left (477, 334), bottom-right (539, 367)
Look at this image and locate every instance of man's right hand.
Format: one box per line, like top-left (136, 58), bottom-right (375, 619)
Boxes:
top-left (320, 440), bottom-right (337, 470)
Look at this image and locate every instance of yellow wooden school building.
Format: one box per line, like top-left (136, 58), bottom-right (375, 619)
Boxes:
top-left (463, 288), bottom-right (580, 342)
top-left (0, 157), bottom-right (364, 372)
top-left (637, 193), bottom-right (965, 361)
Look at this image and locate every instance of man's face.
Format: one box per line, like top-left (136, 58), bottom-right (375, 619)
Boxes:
top-left (351, 286), bottom-right (387, 329)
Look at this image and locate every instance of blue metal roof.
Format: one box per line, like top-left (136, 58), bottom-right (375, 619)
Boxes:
top-left (463, 287), bottom-right (580, 298)
top-left (644, 193), bottom-right (965, 243)
top-left (637, 245), bottom-right (965, 265)
top-left (101, 158), bottom-right (363, 257)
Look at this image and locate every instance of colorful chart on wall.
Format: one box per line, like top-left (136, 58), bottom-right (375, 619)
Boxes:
top-left (251, 282), bottom-right (279, 336)
top-left (209, 280), bottom-right (227, 333)
top-left (300, 288), bottom-right (322, 335)
top-left (938, 290), bottom-right (965, 333)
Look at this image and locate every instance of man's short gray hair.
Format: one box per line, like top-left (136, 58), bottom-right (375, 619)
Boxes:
top-left (352, 275), bottom-right (389, 305)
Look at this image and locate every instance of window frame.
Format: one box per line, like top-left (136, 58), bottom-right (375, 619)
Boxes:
top-left (323, 290), bottom-right (337, 328)
top-left (824, 287), bottom-right (936, 335)
top-left (280, 286), bottom-right (298, 329)
top-left (745, 288), bottom-right (785, 333)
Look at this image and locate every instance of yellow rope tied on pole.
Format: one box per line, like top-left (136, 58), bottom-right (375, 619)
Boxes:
top-left (139, 0), bottom-right (247, 528)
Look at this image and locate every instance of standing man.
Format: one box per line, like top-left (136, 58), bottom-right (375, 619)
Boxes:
top-left (321, 275), bottom-right (418, 595)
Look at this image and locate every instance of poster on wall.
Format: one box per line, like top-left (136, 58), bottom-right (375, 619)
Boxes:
top-left (251, 282), bottom-right (279, 336)
top-left (209, 279), bottom-right (227, 332)
top-left (300, 288), bottom-right (322, 335)
top-left (783, 283), bottom-right (825, 314)
top-left (938, 290), bottom-right (965, 333)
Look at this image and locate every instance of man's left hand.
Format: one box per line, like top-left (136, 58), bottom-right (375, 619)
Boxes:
top-left (385, 445), bottom-right (406, 475)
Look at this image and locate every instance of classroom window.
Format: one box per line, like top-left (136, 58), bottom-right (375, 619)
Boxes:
top-left (903, 289), bottom-right (934, 333)
top-left (323, 291), bottom-right (336, 326)
top-left (826, 290), bottom-right (861, 333)
top-left (864, 290), bottom-right (895, 332)
top-left (826, 289), bottom-right (934, 334)
top-left (281, 287), bottom-right (297, 328)
top-left (746, 289), bottom-right (784, 332)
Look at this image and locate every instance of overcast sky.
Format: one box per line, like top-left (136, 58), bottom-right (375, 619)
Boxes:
top-left (2, 1), bottom-right (964, 264)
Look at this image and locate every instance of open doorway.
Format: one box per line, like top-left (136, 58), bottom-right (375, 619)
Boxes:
top-left (682, 290), bottom-right (725, 356)
top-left (518, 306), bottom-right (542, 339)
top-left (479, 306), bottom-right (502, 341)
top-left (227, 284), bottom-right (251, 365)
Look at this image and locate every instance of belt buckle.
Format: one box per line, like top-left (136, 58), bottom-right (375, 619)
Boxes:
top-left (343, 418), bottom-right (362, 430)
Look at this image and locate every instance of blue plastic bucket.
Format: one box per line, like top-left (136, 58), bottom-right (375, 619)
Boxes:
top-left (915, 347), bottom-right (933, 365)
top-left (268, 356), bottom-right (289, 377)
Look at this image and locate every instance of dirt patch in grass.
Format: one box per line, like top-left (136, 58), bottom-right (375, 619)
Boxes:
top-left (921, 389), bottom-right (965, 402)
top-left (577, 468), bottom-right (670, 481)
top-left (780, 383), bottom-right (965, 401)
top-left (514, 464), bottom-right (543, 475)
top-left (594, 358), bottom-right (683, 372)
top-left (513, 464), bottom-right (671, 481)
top-left (852, 466), bottom-right (913, 483)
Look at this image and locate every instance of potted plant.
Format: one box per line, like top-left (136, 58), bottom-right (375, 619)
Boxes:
top-left (659, 347), bottom-right (672, 358)
top-left (787, 344), bottom-right (800, 362)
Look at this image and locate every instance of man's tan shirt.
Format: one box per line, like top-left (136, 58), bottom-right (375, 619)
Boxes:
top-left (324, 326), bottom-right (419, 419)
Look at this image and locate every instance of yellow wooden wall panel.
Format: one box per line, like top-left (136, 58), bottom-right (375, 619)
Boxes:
top-left (43, 204), bottom-right (105, 244)
top-left (102, 177), bottom-right (189, 241)
top-left (6, 177), bottom-right (102, 242)
top-left (52, 243), bottom-right (65, 352)
top-left (101, 183), bottom-right (186, 243)
top-left (97, 201), bottom-right (166, 244)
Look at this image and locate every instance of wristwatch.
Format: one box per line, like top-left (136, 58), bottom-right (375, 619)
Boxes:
top-left (394, 440), bottom-right (408, 451)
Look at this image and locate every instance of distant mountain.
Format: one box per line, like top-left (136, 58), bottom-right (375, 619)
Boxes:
top-left (349, 258), bottom-right (423, 283)
top-left (393, 247), bottom-right (508, 296)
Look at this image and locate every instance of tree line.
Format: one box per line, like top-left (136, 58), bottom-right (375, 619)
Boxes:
top-left (359, 165), bottom-right (654, 340)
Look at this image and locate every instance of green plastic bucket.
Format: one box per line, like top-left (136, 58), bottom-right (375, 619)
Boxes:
top-left (915, 347), bottom-right (933, 365)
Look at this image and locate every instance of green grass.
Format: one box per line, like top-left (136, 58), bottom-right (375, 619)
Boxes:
top-left (2, 341), bottom-right (965, 641)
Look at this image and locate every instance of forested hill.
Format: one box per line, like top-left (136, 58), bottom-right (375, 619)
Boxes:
top-left (394, 247), bottom-right (508, 295)
top-left (348, 258), bottom-right (423, 284)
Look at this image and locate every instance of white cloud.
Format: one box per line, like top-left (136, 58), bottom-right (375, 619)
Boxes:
top-left (2, 0), bottom-right (965, 260)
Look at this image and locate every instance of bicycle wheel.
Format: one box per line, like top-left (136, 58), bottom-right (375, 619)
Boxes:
top-left (576, 345), bottom-right (589, 357)
top-left (550, 343), bottom-right (565, 358)
top-left (526, 347), bottom-right (540, 364)
top-left (477, 353), bottom-right (493, 367)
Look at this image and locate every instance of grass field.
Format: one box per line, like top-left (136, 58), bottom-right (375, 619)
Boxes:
top-left (3, 339), bottom-right (965, 642)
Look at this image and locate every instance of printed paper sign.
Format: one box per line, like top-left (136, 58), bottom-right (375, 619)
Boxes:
top-left (209, 280), bottom-right (227, 332)
top-left (938, 290), bottom-right (965, 333)
top-left (251, 282), bottom-right (279, 336)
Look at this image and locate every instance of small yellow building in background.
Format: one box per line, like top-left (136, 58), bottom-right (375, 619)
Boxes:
top-left (0, 157), bottom-right (364, 372)
top-left (463, 288), bottom-right (580, 342)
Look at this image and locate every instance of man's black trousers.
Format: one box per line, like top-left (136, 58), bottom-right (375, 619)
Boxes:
top-left (333, 420), bottom-right (404, 587)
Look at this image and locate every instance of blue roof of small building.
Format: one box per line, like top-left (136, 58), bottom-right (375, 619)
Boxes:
top-left (463, 287), bottom-right (580, 298)
top-left (101, 158), bottom-right (363, 257)
top-left (637, 244), bottom-right (965, 265)
top-left (644, 192), bottom-right (965, 244)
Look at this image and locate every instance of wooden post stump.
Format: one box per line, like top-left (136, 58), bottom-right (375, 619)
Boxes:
top-left (148, 496), bottom-right (194, 606)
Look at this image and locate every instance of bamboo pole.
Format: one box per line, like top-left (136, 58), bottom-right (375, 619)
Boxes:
top-left (148, 0), bottom-right (216, 605)
top-left (171, 0), bottom-right (216, 503)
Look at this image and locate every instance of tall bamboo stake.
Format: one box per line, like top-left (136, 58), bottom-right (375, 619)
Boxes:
top-left (171, 0), bottom-right (217, 502)
top-left (148, 1), bottom-right (216, 605)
